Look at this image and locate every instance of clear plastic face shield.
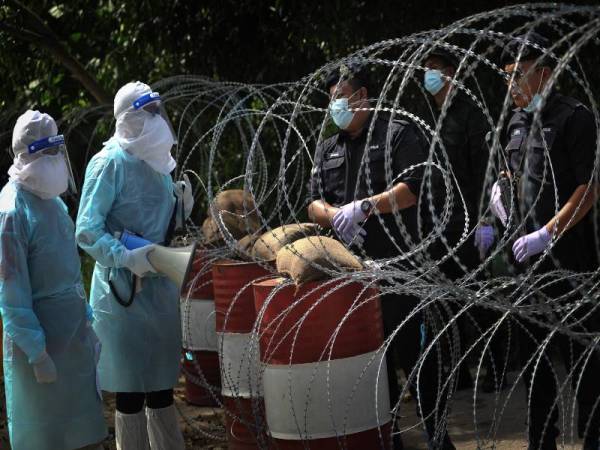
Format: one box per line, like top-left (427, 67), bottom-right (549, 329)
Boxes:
top-left (27, 134), bottom-right (77, 194)
top-left (132, 92), bottom-right (178, 144)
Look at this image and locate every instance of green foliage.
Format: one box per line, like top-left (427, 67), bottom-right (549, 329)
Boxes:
top-left (1, 0), bottom-right (595, 193)
top-left (1, 1), bottom-right (528, 119)
top-left (79, 251), bottom-right (96, 296)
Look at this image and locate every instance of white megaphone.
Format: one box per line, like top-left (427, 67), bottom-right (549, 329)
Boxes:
top-left (146, 241), bottom-right (198, 294)
top-left (117, 230), bottom-right (198, 294)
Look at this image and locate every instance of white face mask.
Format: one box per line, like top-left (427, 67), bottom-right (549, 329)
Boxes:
top-left (117, 113), bottom-right (176, 174)
top-left (8, 153), bottom-right (69, 199)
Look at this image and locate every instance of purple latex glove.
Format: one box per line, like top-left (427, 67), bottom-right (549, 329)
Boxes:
top-left (332, 201), bottom-right (367, 233)
top-left (336, 222), bottom-right (366, 245)
top-left (332, 202), bottom-right (367, 246)
top-left (489, 181), bottom-right (507, 226)
top-left (512, 226), bottom-right (551, 263)
top-left (474, 224), bottom-right (495, 258)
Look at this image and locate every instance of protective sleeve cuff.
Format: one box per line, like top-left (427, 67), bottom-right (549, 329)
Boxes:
top-left (29, 348), bottom-right (48, 365)
top-left (98, 232), bottom-right (129, 268)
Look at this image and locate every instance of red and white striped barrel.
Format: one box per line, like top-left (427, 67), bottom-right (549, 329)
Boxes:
top-left (213, 259), bottom-right (271, 450)
top-left (253, 277), bottom-right (391, 449)
top-left (181, 251), bottom-right (222, 406)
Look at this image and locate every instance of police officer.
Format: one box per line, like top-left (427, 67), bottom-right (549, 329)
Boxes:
top-left (484, 32), bottom-right (600, 449)
top-left (308, 63), bottom-right (456, 450)
top-left (423, 48), bottom-right (509, 393)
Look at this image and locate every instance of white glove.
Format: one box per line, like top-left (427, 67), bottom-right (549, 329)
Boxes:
top-left (489, 181), bottom-right (508, 226)
top-left (174, 173), bottom-right (194, 228)
top-left (32, 351), bottom-right (57, 384)
top-left (122, 245), bottom-right (156, 277)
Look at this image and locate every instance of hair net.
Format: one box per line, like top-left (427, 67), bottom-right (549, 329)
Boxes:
top-left (113, 81), bottom-right (153, 143)
top-left (114, 81), bottom-right (152, 118)
top-left (11, 110), bottom-right (58, 157)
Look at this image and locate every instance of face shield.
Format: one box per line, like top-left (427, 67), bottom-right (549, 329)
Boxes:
top-left (132, 92), bottom-right (178, 144)
top-left (27, 134), bottom-right (77, 195)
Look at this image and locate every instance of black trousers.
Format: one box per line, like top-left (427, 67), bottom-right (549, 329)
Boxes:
top-left (426, 232), bottom-right (509, 388)
top-left (514, 247), bottom-right (600, 450)
top-left (517, 308), bottom-right (600, 449)
top-left (116, 389), bottom-right (174, 414)
top-left (382, 293), bottom-right (453, 448)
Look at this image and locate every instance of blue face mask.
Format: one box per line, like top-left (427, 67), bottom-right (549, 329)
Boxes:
top-left (329, 97), bottom-right (354, 129)
top-left (523, 93), bottom-right (543, 113)
top-left (424, 69), bottom-right (445, 95)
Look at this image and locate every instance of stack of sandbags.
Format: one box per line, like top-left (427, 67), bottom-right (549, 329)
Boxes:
top-left (275, 236), bottom-right (363, 284)
top-left (251, 223), bottom-right (319, 261)
top-left (201, 189), bottom-right (261, 245)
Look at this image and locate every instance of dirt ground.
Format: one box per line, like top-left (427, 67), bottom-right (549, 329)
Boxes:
top-left (0, 370), bottom-right (587, 449)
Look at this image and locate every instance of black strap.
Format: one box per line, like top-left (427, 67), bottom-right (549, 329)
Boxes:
top-left (111, 191), bottom-right (181, 308)
top-left (163, 194), bottom-right (180, 247)
top-left (108, 269), bottom-right (137, 308)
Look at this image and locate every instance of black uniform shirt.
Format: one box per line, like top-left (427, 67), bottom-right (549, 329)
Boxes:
top-left (432, 94), bottom-right (490, 232)
top-left (505, 93), bottom-right (598, 270)
top-left (309, 114), bottom-right (428, 259)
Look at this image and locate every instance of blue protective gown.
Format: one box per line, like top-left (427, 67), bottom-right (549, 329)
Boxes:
top-left (0, 181), bottom-right (107, 450)
top-left (75, 139), bottom-right (181, 393)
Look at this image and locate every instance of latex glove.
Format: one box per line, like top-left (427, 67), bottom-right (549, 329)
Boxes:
top-left (122, 245), bottom-right (156, 277)
top-left (174, 174), bottom-right (194, 228)
top-left (489, 181), bottom-right (508, 226)
top-left (512, 226), bottom-right (551, 263)
top-left (474, 225), bottom-right (495, 258)
top-left (337, 222), bottom-right (366, 246)
top-left (332, 201), bottom-right (367, 236)
top-left (32, 351), bottom-right (57, 384)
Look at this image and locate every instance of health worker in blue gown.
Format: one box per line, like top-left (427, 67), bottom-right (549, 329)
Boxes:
top-left (76, 81), bottom-right (193, 450)
top-left (0, 110), bottom-right (107, 450)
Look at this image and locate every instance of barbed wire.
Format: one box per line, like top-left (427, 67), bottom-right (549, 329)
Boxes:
top-left (20, 3), bottom-right (600, 449)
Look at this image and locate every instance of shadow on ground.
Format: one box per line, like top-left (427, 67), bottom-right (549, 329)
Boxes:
top-left (0, 371), bottom-right (587, 449)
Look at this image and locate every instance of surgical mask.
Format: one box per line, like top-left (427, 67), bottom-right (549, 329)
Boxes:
top-left (424, 69), bottom-right (445, 95)
top-left (8, 153), bottom-right (69, 199)
top-left (523, 93), bottom-right (543, 113)
top-left (118, 113), bottom-right (176, 174)
top-left (329, 97), bottom-right (354, 129)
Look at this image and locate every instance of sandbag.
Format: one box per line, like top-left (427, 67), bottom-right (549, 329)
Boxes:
top-left (202, 190), bottom-right (261, 243)
top-left (251, 223), bottom-right (320, 261)
top-left (236, 234), bottom-right (258, 254)
top-left (201, 217), bottom-right (223, 245)
top-left (276, 236), bottom-right (363, 285)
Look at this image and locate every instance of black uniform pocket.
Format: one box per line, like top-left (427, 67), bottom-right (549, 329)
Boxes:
top-left (506, 132), bottom-right (525, 173)
top-left (363, 148), bottom-right (387, 192)
top-left (524, 130), bottom-right (556, 185)
top-left (321, 155), bottom-right (345, 199)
